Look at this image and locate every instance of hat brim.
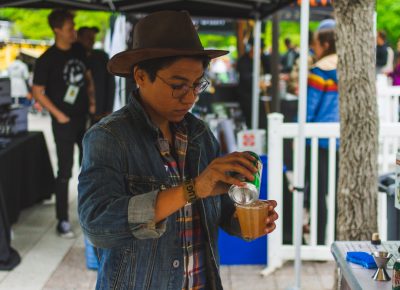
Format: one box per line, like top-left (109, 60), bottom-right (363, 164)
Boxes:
top-left (107, 48), bottom-right (229, 78)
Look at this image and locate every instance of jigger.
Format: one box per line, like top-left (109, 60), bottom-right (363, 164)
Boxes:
top-left (371, 251), bottom-right (393, 281)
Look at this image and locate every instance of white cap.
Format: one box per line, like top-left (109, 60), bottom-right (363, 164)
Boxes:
top-left (318, 19), bottom-right (336, 31)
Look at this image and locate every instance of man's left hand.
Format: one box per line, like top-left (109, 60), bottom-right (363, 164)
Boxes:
top-left (264, 200), bottom-right (278, 234)
top-left (89, 103), bottom-right (96, 115)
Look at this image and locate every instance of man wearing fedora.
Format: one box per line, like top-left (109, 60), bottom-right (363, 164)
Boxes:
top-left (78, 11), bottom-right (278, 290)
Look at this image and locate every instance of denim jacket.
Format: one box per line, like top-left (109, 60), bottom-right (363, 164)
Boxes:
top-left (78, 93), bottom-right (241, 290)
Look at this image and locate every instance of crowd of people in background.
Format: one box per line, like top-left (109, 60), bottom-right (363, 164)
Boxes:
top-left (3, 11), bottom-right (400, 242)
top-left (231, 21), bottom-right (400, 127)
top-left (375, 29), bottom-right (400, 86)
top-left (3, 9), bottom-right (116, 238)
top-left (7, 17), bottom-right (400, 129)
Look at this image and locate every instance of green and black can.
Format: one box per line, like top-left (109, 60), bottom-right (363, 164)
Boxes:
top-left (228, 151), bottom-right (262, 205)
top-left (393, 257), bottom-right (400, 289)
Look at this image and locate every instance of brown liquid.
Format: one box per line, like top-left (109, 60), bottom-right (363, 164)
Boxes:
top-left (236, 200), bottom-right (269, 241)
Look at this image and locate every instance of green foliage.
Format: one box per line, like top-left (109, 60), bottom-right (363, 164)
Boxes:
top-left (376, 0), bottom-right (400, 47)
top-left (1, 4), bottom-right (398, 50)
top-left (199, 34), bottom-right (237, 58)
top-left (74, 11), bottom-right (111, 41)
top-left (199, 21), bottom-right (320, 57)
top-left (0, 8), bottom-right (111, 41)
top-left (264, 21), bottom-right (319, 53)
top-left (0, 8), bottom-right (53, 39)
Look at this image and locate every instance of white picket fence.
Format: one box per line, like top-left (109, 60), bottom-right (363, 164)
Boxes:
top-left (265, 113), bottom-right (400, 272)
top-left (377, 85), bottom-right (400, 123)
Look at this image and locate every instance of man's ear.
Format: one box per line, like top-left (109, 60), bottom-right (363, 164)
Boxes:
top-left (53, 27), bottom-right (60, 36)
top-left (134, 67), bottom-right (146, 87)
top-left (323, 41), bottom-right (330, 51)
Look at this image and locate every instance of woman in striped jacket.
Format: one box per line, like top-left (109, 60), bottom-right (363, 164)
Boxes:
top-left (305, 28), bottom-right (338, 245)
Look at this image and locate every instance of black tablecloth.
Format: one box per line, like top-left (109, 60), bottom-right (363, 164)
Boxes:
top-left (0, 183), bottom-right (21, 270)
top-left (0, 132), bottom-right (55, 224)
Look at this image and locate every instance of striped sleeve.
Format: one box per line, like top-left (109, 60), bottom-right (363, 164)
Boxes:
top-left (307, 68), bottom-right (338, 122)
top-left (307, 72), bottom-right (325, 122)
top-left (308, 71), bottom-right (338, 92)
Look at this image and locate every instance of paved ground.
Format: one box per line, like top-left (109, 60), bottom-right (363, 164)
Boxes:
top-left (0, 113), bottom-right (336, 290)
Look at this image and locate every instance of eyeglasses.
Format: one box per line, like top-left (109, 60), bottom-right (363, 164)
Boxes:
top-left (156, 74), bottom-right (210, 100)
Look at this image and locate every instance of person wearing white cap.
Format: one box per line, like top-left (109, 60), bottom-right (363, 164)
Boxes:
top-left (317, 18), bottom-right (336, 31)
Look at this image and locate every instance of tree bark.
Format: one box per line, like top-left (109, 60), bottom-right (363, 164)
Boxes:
top-left (333, 0), bottom-right (379, 241)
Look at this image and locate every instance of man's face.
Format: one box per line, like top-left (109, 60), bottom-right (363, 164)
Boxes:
top-left (377, 35), bottom-right (384, 46)
top-left (313, 37), bottom-right (325, 60)
top-left (136, 58), bottom-right (205, 123)
top-left (54, 19), bottom-right (76, 45)
top-left (78, 30), bottom-right (96, 51)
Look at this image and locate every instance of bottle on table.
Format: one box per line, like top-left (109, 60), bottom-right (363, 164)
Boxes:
top-left (395, 149), bottom-right (400, 209)
top-left (393, 247), bottom-right (400, 289)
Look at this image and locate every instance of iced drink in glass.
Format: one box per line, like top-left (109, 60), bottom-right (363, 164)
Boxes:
top-left (235, 200), bottom-right (269, 241)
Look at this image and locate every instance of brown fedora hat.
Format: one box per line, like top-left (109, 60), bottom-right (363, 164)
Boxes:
top-left (107, 10), bottom-right (229, 78)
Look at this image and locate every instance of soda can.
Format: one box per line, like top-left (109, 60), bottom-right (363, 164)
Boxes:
top-left (228, 151), bottom-right (262, 205)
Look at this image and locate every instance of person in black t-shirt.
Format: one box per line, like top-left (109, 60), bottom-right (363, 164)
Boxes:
top-left (76, 26), bottom-right (115, 124)
top-left (32, 9), bottom-right (96, 239)
top-left (281, 37), bottom-right (299, 74)
top-left (376, 30), bottom-right (388, 74)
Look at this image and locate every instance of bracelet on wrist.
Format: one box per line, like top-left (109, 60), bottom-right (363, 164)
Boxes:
top-left (183, 179), bottom-right (198, 203)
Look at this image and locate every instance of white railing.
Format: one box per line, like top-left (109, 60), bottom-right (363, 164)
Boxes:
top-left (377, 83), bottom-right (400, 123)
top-left (266, 113), bottom-right (400, 272)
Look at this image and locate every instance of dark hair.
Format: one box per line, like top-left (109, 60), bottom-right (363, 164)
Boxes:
top-left (77, 26), bottom-right (99, 37)
top-left (135, 55), bottom-right (211, 82)
top-left (48, 9), bottom-right (74, 30)
top-left (378, 30), bottom-right (386, 41)
top-left (308, 30), bottom-right (314, 46)
top-left (317, 29), bottom-right (336, 58)
top-left (396, 53), bottom-right (400, 66)
top-left (284, 38), bottom-right (291, 46)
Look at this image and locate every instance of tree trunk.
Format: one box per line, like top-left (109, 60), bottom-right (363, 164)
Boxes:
top-left (333, 0), bottom-right (379, 241)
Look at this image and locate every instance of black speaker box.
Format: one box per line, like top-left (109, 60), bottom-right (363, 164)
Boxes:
top-left (0, 105), bottom-right (28, 136)
top-left (0, 78), bottom-right (11, 107)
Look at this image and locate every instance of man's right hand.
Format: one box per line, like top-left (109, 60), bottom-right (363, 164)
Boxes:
top-left (194, 151), bottom-right (258, 198)
top-left (56, 113), bottom-right (70, 124)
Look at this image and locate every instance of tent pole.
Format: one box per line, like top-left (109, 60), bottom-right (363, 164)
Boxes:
top-left (289, 0), bottom-right (310, 289)
top-left (270, 12), bottom-right (280, 113)
top-left (251, 15), bottom-right (261, 129)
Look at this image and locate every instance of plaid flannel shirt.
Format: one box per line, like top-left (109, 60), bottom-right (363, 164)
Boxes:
top-left (156, 121), bottom-right (206, 290)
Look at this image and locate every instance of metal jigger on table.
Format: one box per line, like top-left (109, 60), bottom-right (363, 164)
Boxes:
top-left (371, 251), bottom-right (392, 281)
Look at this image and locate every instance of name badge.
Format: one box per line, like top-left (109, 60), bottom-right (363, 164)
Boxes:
top-left (63, 85), bottom-right (80, 105)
